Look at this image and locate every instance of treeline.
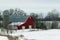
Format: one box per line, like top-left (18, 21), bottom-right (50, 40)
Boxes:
top-left (31, 9), bottom-right (60, 21)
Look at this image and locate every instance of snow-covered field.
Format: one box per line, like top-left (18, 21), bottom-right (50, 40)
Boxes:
top-left (0, 36), bottom-right (8, 40)
top-left (0, 29), bottom-right (60, 40)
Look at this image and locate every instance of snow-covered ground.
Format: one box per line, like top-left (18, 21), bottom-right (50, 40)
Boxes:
top-left (0, 36), bottom-right (8, 40)
top-left (0, 29), bottom-right (60, 40)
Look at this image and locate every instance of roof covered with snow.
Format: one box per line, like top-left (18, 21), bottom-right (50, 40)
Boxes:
top-left (9, 22), bottom-right (24, 25)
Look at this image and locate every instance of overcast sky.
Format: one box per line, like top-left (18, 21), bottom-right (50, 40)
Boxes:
top-left (0, 0), bottom-right (60, 16)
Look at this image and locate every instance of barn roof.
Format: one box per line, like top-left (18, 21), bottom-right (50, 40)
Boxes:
top-left (9, 15), bottom-right (28, 22)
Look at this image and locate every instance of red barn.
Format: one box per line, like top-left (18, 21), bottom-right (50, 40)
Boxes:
top-left (17, 16), bottom-right (36, 29)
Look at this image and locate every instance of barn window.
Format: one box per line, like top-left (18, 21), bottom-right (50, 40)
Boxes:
top-left (22, 26), bottom-right (25, 30)
top-left (29, 25), bottom-right (32, 29)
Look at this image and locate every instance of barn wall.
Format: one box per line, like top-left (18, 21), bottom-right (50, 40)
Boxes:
top-left (18, 16), bottom-right (36, 29)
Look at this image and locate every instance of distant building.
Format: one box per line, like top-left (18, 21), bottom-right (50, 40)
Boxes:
top-left (8, 15), bottom-right (36, 30)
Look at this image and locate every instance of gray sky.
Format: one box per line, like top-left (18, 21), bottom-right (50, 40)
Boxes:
top-left (0, 0), bottom-right (60, 16)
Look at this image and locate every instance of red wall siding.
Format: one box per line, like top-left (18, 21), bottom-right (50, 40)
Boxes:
top-left (17, 16), bottom-right (35, 29)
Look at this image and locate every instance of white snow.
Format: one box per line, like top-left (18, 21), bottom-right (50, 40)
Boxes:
top-left (9, 22), bottom-right (24, 26)
top-left (16, 29), bottom-right (60, 40)
top-left (1, 29), bottom-right (60, 40)
top-left (0, 36), bottom-right (8, 40)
